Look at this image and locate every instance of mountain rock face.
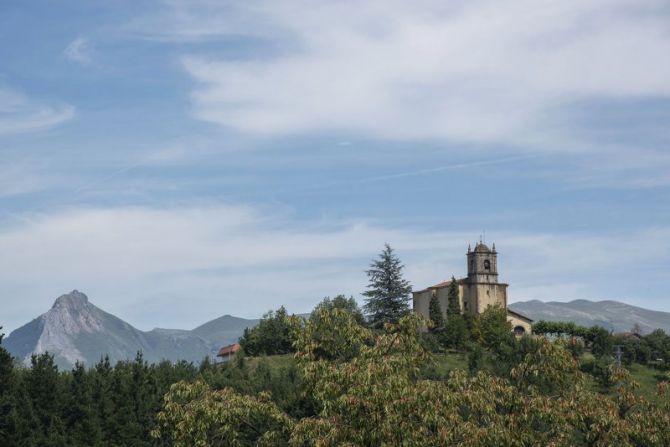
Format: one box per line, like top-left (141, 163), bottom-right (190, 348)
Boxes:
top-left (509, 299), bottom-right (670, 334)
top-left (3, 290), bottom-right (258, 369)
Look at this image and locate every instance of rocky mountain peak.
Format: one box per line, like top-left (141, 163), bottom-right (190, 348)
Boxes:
top-left (52, 290), bottom-right (89, 310)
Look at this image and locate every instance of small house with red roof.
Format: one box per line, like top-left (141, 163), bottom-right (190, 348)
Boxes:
top-left (217, 343), bottom-right (241, 362)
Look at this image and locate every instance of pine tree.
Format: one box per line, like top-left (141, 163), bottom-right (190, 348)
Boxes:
top-left (446, 277), bottom-right (461, 316)
top-left (65, 362), bottom-right (101, 446)
top-left (0, 328), bottom-right (18, 446)
top-left (428, 295), bottom-right (444, 331)
top-left (363, 244), bottom-right (412, 328)
top-left (443, 278), bottom-right (468, 348)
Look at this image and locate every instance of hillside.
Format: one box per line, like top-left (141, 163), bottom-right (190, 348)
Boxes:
top-left (509, 299), bottom-right (670, 334)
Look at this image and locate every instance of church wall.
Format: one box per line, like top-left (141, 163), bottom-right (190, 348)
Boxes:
top-left (508, 314), bottom-right (532, 335)
top-left (412, 290), bottom-right (432, 320)
top-left (473, 283), bottom-right (507, 313)
top-left (412, 284), bottom-right (467, 323)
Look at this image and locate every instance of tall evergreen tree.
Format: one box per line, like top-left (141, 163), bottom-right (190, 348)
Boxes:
top-left (428, 295), bottom-right (445, 331)
top-left (446, 277), bottom-right (461, 316)
top-left (363, 244), bottom-right (412, 328)
top-left (443, 277), bottom-right (468, 348)
top-left (0, 328), bottom-right (18, 446)
top-left (65, 362), bottom-right (101, 446)
top-left (27, 353), bottom-right (61, 442)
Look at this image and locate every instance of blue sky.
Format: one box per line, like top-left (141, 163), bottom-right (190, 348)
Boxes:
top-left (1, 0), bottom-right (669, 334)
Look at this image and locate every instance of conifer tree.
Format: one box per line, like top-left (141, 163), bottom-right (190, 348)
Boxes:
top-left (443, 277), bottom-right (468, 348)
top-left (428, 295), bottom-right (444, 331)
top-left (363, 244), bottom-right (412, 328)
top-left (446, 277), bottom-right (461, 316)
top-left (0, 328), bottom-right (18, 446)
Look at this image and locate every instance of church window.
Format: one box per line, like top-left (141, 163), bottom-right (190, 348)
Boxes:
top-left (484, 260), bottom-right (491, 270)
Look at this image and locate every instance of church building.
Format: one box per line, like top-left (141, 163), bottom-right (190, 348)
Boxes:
top-left (412, 241), bottom-right (533, 335)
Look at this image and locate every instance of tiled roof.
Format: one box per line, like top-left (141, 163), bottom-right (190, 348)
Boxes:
top-left (217, 343), bottom-right (241, 357)
top-left (414, 277), bottom-right (467, 293)
top-left (507, 309), bottom-right (533, 322)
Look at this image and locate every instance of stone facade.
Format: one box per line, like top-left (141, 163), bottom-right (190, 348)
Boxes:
top-left (412, 242), bottom-right (532, 334)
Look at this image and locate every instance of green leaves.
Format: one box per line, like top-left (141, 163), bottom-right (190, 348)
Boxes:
top-left (155, 307), bottom-right (670, 446)
top-left (239, 306), bottom-right (296, 356)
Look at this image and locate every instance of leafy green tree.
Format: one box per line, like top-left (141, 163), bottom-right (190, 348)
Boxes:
top-left (444, 313), bottom-right (468, 349)
top-left (645, 329), bottom-right (670, 369)
top-left (590, 326), bottom-right (613, 357)
top-left (465, 313), bottom-right (483, 343)
top-left (480, 305), bottom-right (512, 348)
top-left (427, 294), bottom-right (444, 331)
top-left (363, 244), bottom-right (412, 328)
top-left (154, 309), bottom-right (670, 446)
top-left (311, 295), bottom-right (364, 325)
top-left (240, 306), bottom-right (295, 356)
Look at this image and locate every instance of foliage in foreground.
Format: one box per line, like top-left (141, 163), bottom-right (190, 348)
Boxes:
top-left (154, 310), bottom-right (670, 446)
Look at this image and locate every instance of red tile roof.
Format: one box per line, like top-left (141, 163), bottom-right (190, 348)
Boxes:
top-left (414, 277), bottom-right (467, 293)
top-left (217, 343), bottom-right (241, 357)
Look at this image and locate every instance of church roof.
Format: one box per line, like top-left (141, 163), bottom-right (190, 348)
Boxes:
top-left (507, 309), bottom-right (533, 323)
top-left (414, 277), bottom-right (467, 294)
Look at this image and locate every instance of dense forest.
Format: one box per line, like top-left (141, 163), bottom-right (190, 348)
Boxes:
top-left (1, 247), bottom-right (670, 445)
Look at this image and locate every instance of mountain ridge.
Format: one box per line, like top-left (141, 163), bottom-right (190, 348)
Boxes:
top-left (509, 299), bottom-right (670, 334)
top-left (3, 290), bottom-right (258, 369)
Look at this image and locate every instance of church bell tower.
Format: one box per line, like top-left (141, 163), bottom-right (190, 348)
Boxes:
top-left (467, 240), bottom-right (498, 284)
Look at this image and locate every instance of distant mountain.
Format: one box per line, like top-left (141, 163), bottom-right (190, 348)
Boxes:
top-left (192, 314), bottom-right (259, 350)
top-left (3, 290), bottom-right (258, 369)
top-left (509, 299), bottom-right (670, 334)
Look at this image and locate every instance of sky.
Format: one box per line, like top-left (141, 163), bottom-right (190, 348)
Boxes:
top-left (1, 0), bottom-right (669, 334)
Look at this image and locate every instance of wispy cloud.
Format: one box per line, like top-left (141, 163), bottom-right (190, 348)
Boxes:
top-left (0, 163), bottom-right (51, 198)
top-left (0, 85), bottom-right (74, 134)
top-left (63, 37), bottom-right (94, 65)
top-left (154, 0), bottom-right (670, 148)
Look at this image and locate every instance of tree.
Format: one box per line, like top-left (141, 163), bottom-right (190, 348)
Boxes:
top-left (64, 362), bottom-right (101, 446)
top-left (465, 313), bottom-right (483, 343)
top-left (311, 295), bottom-right (365, 325)
top-left (154, 309), bottom-right (670, 446)
top-left (239, 306), bottom-right (295, 356)
top-left (444, 314), bottom-right (469, 349)
top-left (590, 326), bottom-right (613, 357)
top-left (428, 295), bottom-right (444, 331)
top-left (363, 243), bottom-right (412, 328)
top-left (0, 327), bottom-right (19, 446)
top-left (446, 276), bottom-right (461, 316)
top-left (27, 353), bottom-right (62, 442)
top-left (480, 305), bottom-right (512, 348)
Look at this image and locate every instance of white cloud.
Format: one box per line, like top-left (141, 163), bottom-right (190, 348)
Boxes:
top-left (0, 204), bottom-right (668, 333)
top-left (0, 163), bottom-right (52, 197)
top-left (64, 37), bottom-right (93, 65)
top-left (0, 85), bottom-right (74, 134)
top-left (148, 0), bottom-right (670, 146)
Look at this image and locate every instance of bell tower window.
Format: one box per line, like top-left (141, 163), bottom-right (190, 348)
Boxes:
top-left (484, 260), bottom-right (491, 270)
